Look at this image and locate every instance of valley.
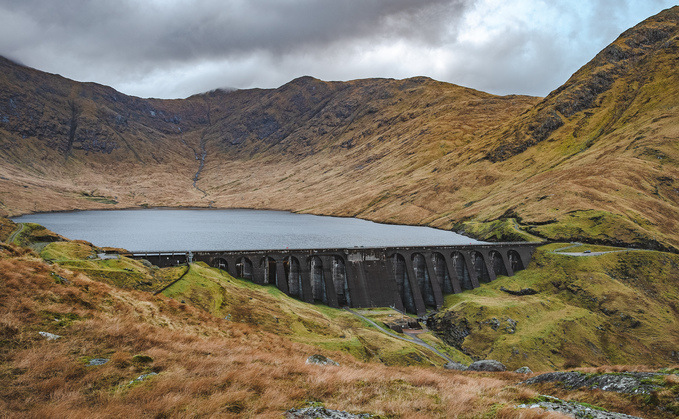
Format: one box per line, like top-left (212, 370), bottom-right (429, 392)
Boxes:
top-left (1, 7), bottom-right (678, 253)
top-left (1, 5), bottom-right (679, 418)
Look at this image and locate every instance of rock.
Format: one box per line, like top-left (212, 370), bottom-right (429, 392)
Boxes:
top-left (86, 358), bottom-right (109, 366)
top-left (500, 286), bottom-right (538, 296)
top-left (444, 362), bottom-right (467, 371)
top-left (523, 371), bottom-right (664, 394)
top-left (50, 272), bottom-right (70, 284)
top-left (38, 331), bottom-right (61, 340)
top-left (425, 311), bottom-right (470, 349)
top-left (514, 366), bottom-right (532, 374)
top-left (488, 317), bottom-right (500, 330)
top-left (518, 395), bottom-right (643, 419)
top-left (467, 360), bottom-right (507, 372)
top-left (306, 354), bottom-right (339, 366)
top-left (129, 372), bottom-right (158, 385)
top-left (285, 407), bottom-right (371, 418)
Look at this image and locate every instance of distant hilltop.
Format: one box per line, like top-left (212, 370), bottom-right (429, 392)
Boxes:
top-left (1, 6), bottom-right (678, 252)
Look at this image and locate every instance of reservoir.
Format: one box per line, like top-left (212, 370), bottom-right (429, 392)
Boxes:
top-left (12, 208), bottom-right (483, 252)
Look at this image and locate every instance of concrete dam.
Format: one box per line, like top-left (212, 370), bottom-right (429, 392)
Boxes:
top-left (129, 243), bottom-right (539, 316)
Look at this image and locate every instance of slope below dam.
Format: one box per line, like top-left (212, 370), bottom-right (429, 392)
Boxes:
top-left (130, 243), bottom-right (538, 316)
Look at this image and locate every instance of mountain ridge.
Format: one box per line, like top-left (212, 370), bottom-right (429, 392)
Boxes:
top-left (1, 6), bottom-right (679, 252)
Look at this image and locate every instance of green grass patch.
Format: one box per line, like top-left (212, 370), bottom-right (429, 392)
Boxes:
top-left (431, 245), bottom-right (679, 370)
top-left (12, 223), bottom-right (63, 247)
top-left (41, 241), bottom-right (97, 261)
top-left (529, 210), bottom-right (656, 249)
top-left (457, 218), bottom-right (542, 242)
top-left (47, 244), bottom-right (183, 291)
top-left (159, 263), bottom-right (452, 367)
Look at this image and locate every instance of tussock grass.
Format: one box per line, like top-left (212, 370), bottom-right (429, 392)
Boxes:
top-left (0, 249), bottom-right (563, 418)
top-left (2, 236), bottom-right (679, 417)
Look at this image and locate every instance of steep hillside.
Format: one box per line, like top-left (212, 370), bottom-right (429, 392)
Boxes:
top-left (0, 56), bottom-right (536, 218)
top-left (467, 6), bottom-right (679, 251)
top-left (3, 220), bottom-right (679, 418)
top-left (0, 243), bottom-right (517, 418)
top-left (1, 7), bottom-right (679, 251)
top-left (428, 244), bottom-right (679, 371)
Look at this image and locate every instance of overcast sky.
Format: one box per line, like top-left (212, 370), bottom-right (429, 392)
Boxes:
top-left (0, 0), bottom-right (676, 99)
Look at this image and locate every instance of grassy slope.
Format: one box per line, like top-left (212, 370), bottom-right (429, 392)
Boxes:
top-left (429, 244), bottom-right (679, 371)
top-left (23, 227), bottom-right (679, 376)
top-left (4, 229), bottom-right (679, 417)
top-left (38, 240), bottom-right (462, 368)
top-left (1, 238), bottom-right (558, 418)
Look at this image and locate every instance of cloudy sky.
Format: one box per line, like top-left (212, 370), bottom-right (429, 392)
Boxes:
top-left (0, 0), bottom-right (676, 99)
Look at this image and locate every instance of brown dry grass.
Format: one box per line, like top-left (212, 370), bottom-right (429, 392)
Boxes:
top-left (0, 248), bottom-right (552, 418)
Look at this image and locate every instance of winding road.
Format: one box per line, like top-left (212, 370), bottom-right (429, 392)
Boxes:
top-left (344, 308), bottom-right (455, 364)
top-left (7, 223), bottom-right (24, 244)
top-left (551, 242), bottom-right (641, 257)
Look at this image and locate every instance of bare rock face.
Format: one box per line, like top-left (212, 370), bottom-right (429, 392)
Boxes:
top-left (426, 311), bottom-right (470, 349)
top-left (467, 360), bottom-right (507, 372)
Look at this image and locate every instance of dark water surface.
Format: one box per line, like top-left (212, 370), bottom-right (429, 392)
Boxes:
top-left (12, 209), bottom-right (483, 251)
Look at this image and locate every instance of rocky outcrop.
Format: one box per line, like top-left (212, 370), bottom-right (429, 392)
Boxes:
top-left (523, 371), bottom-right (670, 394)
top-left (306, 354), bottom-right (339, 366)
top-left (444, 362), bottom-right (467, 371)
top-left (518, 395), bottom-right (642, 419)
top-left (425, 311), bottom-right (470, 349)
top-left (443, 360), bottom-right (509, 372)
top-left (467, 360), bottom-right (507, 372)
top-left (500, 286), bottom-right (538, 296)
top-left (285, 407), bottom-right (371, 419)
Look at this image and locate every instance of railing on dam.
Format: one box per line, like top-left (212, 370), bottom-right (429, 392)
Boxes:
top-left (127, 243), bottom-right (540, 316)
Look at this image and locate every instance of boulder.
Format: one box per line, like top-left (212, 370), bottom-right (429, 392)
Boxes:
top-left (444, 362), bottom-right (467, 371)
top-left (86, 358), bottom-right (109, 367)
top-left (129, 372), bottom-right (158, 385)
top-left (467, 360), bottom-right (507, 372)
top-left (38, 331), bottom-right (61, 340)
top-left (306, 354), bottom-right (339, 366)
top-left (514, 366), bottom-right (533, 374)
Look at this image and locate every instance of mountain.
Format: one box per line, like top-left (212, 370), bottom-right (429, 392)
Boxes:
top-left (1, 6), bottom-right (679, 252)
top-left (0, 57), bottom-right (537, 218)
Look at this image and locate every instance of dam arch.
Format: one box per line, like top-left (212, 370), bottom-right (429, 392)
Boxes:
top-left (136, 243), bottom-right (540, 316)
top-left (211, 257), bottom-right (228, 271)
top-left (489, 250), bottom-right (508, 277)
top-left (236, 257), bottom-right (253, 280)
top-left (285, 256), bottom-right (303, 299)
top-left (260, 256), bottom-right (277, 285)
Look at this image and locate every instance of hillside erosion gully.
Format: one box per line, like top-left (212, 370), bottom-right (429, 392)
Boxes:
top-left (126, 243), bottom-right (538, 317)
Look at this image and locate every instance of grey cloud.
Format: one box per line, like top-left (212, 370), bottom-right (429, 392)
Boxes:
top-left (0, 0), bottom-right (476, 97)
top-left (0, 0), bottom-right (471, 63)
top-left (0, 1), bottom-right (676, 99)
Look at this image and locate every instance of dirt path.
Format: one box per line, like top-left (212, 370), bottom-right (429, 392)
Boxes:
top-left (7, 223), bottom-right (24, 244)
top-left (344, 308), bottom-right (455, 364)
top-left (551, 242), bottom-right (643, 257)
